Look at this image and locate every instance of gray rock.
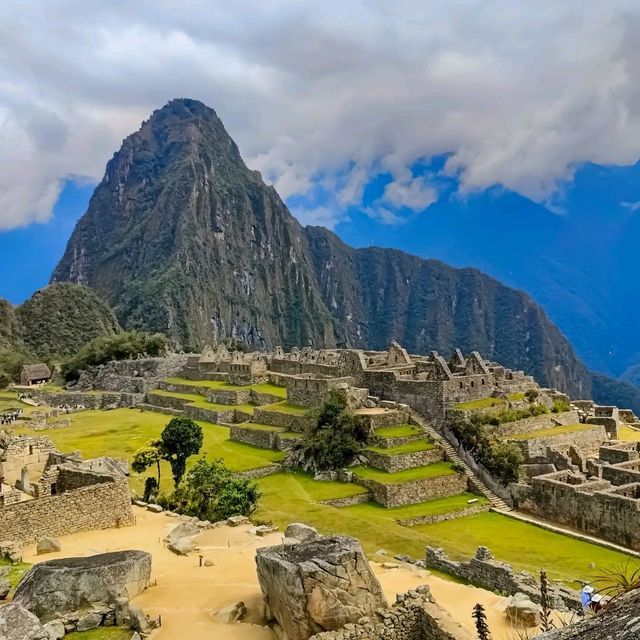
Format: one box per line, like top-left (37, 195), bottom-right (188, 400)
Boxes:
top-left (505, 593), bottom-right (541, 627)
top-left (255, 525), bottom-right (278, 537)
top-left (146, 504), bottom-right (163, 513)
top-left (114, 596), bottom-right (130, 626)
top-left (167, 537), bottom-right (195, 556)
top-left (13, 550), bottom-right (151, 623)
top-left (164, 521), bottom-right (199, 543)
top-left (76, 611), bottom-right (103, 631)
top-left (131, 634), bottom-right (142, 640)
top-left (42, 620), bottom-right (65, 639)
top-left (0, 540), bottom-right (22, 563)
top-left (129, 604), bottom-right (149, 634)
top-left (284, 523), bottom-right (320, 543)
top-left (36, 538), bottom-right (61, 555)
top-left (215, 601), bottom-right (247, 624)
top-left (226, 515), bottom-right (249, 526)
top-left (0, 603), bottom-right (48, 640)
top-left (256, 535), bottom-right (387, 640)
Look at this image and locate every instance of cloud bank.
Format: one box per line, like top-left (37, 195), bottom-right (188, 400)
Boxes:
top-left (2, 1), bottom-right (640, 229)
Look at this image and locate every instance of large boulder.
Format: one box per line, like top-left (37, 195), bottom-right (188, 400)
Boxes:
top-left (13, 550), bottom-right (151, 623)
top-left (256, 535), bottom-right (387, 640)
top-left (0, 603), bottom-right (48, 640)
top-left (165, 522), bottom-right (199, 556)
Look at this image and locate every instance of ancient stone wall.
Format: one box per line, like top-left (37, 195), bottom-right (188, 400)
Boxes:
top-left (424, 547), bottom-right (579, 611)
top-left (494, 411), bottom-right (580, 438)
top-left (309, 587), bottom-right (474, 640)
top-left (364, 448), bottom-right (443, 473)
top-left (0, 475), bottom-right (134, 544)
top-left (230, 425), bottom-right (280, 449)
top-left (352, 473), bottom-right (467, 508)
top-left (509, 425), bottom-right (607, 461)
top-left (511, 471), bottom-right (640, 550)
top-left (0, 436), bottom-right (55, 487)
top-left (396, 503), bottom-right (489, 527)
top-left (285, 376), bottom-right (357, 408)
top-left (33, 390), bottom-right (143, 410)
top-left (359, 409), bottom-right (411, 431)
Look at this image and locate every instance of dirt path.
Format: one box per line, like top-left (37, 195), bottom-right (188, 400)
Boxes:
top-left (21, 507), bottom-right (522, 639)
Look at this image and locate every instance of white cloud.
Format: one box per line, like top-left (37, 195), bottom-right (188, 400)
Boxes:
top-left (291, 205), bottom-right (344, 229)
top-left (2, 1), bottom-right (640, 229)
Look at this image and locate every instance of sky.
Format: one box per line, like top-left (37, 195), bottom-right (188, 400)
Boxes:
top-left (3, 1), bottom-right (640, 302)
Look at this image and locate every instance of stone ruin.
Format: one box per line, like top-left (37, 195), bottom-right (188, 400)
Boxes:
top-left (0, 433), bottom-right (133, 545)
top-left (1, 549), bottom-right (152, 637)
top-left (256, 525), bottom-right (474, 640)
top-left (256, 534), bottom-right (387, 639)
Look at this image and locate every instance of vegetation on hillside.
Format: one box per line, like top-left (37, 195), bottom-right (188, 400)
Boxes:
top-left (449, 413), bottom-right (524, 485)
top-left (62, 330), bottom-right (167, 381)
top-left (288, 389), bottom-right (368, 472)
top-left (17, 283), bottom-right (120, 358)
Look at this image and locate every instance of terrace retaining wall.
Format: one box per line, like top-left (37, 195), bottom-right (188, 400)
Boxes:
top-left (364, 448), bottom-right (443, 473)
top-left (230, 425), bottom-right (280, 449)
top-left (509, 425), bottom-right (607, 461)
top-left (350, 472), bottom-right (467, 508)
top-left (396, 503), bottom-right (489, 527)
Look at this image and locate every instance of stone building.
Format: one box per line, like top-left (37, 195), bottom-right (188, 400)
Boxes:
top-left (0, 434), bottom-right (133, 544)
top-left (511, 441), bottom-right (640, 550)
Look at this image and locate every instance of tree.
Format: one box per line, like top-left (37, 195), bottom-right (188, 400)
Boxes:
top-left (160, 417), bottom-right (203, 488)
top-left (289, 389), bottom-right (368, 472)
top-left (132, 441), bottom-right (163, 485)
top-left (181, 458), bottom-right (260, 521)
top-left (472, 603), bottom-right (491, 640)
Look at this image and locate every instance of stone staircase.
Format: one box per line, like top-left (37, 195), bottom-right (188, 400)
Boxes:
top-left (409, 410), bottom-right (513, 512)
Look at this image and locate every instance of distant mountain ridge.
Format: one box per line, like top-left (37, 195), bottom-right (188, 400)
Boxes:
top-left (51, 98), bottom-right (640, 408)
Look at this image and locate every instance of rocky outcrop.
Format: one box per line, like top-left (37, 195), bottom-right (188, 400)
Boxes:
top-left (536, 586), bottom-right (640, 639)
top-left (0, 603), bottom-right (48, 640)
top-left (284, 523), bottom-right (320, 543)
top-left (13, 550), bottom-right (151, 623)
top-left (164, 521), bottom-right (199, 555)
top-left (256, 535), bottom-right (387, 640)
top-left (36, 537), bottom-right (61, 555)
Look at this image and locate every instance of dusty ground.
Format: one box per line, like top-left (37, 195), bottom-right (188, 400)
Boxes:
top-left (21, 507), bottom-right (527, 639)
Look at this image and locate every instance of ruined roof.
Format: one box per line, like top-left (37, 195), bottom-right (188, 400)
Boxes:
top-left (20, 363), bottom-right (51, 381)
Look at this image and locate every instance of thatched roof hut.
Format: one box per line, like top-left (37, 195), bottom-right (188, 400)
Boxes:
top-left (19, 364), bottom-right (52, 386)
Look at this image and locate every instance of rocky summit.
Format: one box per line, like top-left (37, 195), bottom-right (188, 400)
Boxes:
top-left (51, 98), bottom-right (622, 401)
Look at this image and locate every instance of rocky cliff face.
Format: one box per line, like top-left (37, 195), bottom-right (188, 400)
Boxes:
top-left (52, 98), bottom-right (599, 397)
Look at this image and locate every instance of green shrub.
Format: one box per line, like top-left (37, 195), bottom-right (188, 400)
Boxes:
top-left (470, 403), bottom-right (548, 427)
top-left (0, 370), bottom-right (11, 389)
top-left (62, 331), bottom-right (168, 381)
top-left (551, 399), bottom-right (571, 413)
top-left (289, 389), bottom-right (368, 472)
top-left (449, 414), bottom-right (523, 485)
top-left (525, 389), bottom-right (540, 403)
top-left (170, 458), bottom-right (260, 521)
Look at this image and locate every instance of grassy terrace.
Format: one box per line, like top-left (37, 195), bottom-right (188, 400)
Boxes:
top-left (70, 630), bottom-right (134, 640)
top-left (374, 424), bottom-right (422, 438)
top-left (619, 425), bottom-right (640, 442)
top-left (1, 558), bottom-right (30, 592)
top-left (453, 397), bottom-right (504, 411)
top-left (260, 401), bottom-right (308, 416)
top-left (509, 423), bottom-right (593, 440)
top-left (148, 389), bottom-right (255, 415)
top-left (366, 439), bottom-right (435, 455)
top-left (236, 422), bottom-right (283, 432)
top-left (351, 461), bottom-right (457, 484)
top-left (15, 408), bottom-right (284, 494)
top-left (255, 473), bottom-right (635, 585)
top-left (344, 492), bottom-right (488, 521)
top-left (163, 377), bottom-right (287, 399)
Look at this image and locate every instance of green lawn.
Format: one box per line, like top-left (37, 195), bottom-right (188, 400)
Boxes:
top-left (15, 408), bottom-right (284, 494)
top-left (67, 630), bottom-right (134, 640)
top-left (374, 424), bottom-right (422, 438)
top-left (343, 492), bottom-right (488, 522)
top-left (508, 393), bottom-right (527, 401)
top-left (509, 423), bottom-right (594, 440)
top-left (163, 377), bottom-right (287, 399)
top-left (366, 439), bottom-right (435, 455)
top-left (255, 475), bottom-right (636, 585)
top-left (453, 397), bottom-right (504, 411)
top-left (261, 401), bottom-right (308, 416)
top-left (619, 425), bottom-right (640, 442)
top-left (351, 461), bottom-right (457, 484)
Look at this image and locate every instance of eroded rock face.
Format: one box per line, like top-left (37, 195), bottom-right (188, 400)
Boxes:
top-left (256, 535), bottom-right (387, 640)
top-left (0, 603), bottom-right (48, 640)
top-left (13, 550), bottom-right (151, 623)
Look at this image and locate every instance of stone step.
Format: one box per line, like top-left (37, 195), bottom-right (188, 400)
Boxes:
top-left (409, 410), bottom-right (513, 512)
